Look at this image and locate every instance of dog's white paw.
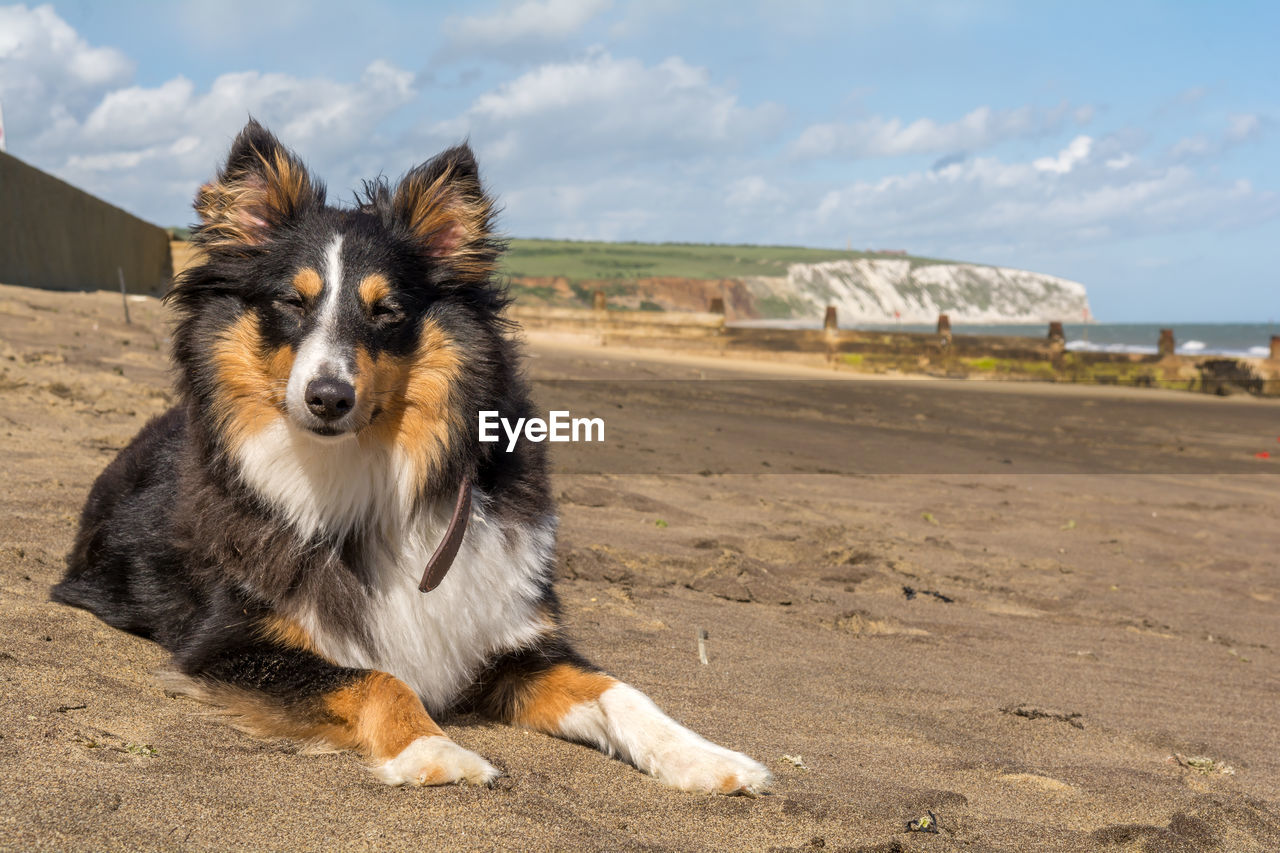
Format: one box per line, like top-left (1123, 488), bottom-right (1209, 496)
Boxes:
top-left (567, 684), bottom-right (773, 795)
top-left (374, 736), bottom-right (499, 787)
top-left (653, 743), bottom-right (772, 795)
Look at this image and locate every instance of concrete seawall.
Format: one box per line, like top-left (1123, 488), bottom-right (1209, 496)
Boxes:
top-left (0, 151), bottom-right (172, 295)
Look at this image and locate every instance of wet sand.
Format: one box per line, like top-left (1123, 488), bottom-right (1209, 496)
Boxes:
top-left (1, 284), bottom-right (1278, 851)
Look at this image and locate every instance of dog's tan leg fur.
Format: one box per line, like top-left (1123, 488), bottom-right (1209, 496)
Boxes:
top-left (328, 673), bottom-right (499, 786)
top-left (507, 663), bottom-right (618, 732)
top-left (178, 618), bottom-right (498, 787)
top-left (506, 663), bottom-right (771, 795)
top-left (322, 672), bottom-right (444, 760)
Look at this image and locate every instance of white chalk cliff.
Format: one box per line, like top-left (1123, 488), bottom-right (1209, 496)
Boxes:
top-left (746, 258), bottom-right (1091, 324)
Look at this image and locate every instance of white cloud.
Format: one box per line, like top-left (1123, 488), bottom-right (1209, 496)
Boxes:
top-left (79, 77), bottom-right (197, 146)
top-left (1033, 135), bottom-right (1093, 174)
top-left (2, 6), bottom-right (417, 224)
top-left (798, 142), bottom-right (1276, 254)
top-left (726, 175), bottom-right (786, 209)
top-left (0, 3), bottom-right (1274, 273)
top-left (443, 0), bottom-right (610, 53)
top-left (498, 172), bottom-right (678, 240)
top-left (790, 102), bottom-right (1084, 160)
top-left (433, 49), bottom-right (784, 166)
top-left (1170, 135), bottom-right (1211, 159)
top-left (73, 61), bottom-right (413, 155)
top-left (0, 4), bottom-right (132, 138)
top-left (481, 122), bottom-right (1277, 256)
top-left (66, 60), bottom-right (414, 219)
top-left (1225, 112), bottom-right (1262, 143)
top-left (1169, 112), bottom-right (1266, 163)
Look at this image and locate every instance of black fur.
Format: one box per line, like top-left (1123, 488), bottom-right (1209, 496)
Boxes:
top-left (48, 123), bottom-right (774, 798)
top-left (52, 120), bottom-right (562, 710)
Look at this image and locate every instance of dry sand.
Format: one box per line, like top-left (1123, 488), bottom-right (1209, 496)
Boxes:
top-left (1, 283), bottom-right (1278, 852)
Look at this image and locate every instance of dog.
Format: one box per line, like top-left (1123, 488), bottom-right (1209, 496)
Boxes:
top-left (51, 120), bottom-right (771, 794)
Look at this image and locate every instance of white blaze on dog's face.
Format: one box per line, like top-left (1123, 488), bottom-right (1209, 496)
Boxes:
top-left (284, 234), bottom-right (356, 437)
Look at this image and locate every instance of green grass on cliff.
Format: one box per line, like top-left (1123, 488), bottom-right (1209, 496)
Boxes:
top-left (500, 238), bottom-right (947, 282)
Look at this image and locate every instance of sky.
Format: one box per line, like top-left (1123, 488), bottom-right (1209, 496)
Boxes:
top-left (0, 1), bottom-right (1276, 322)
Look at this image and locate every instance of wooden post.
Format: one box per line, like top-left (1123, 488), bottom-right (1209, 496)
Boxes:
top-left (118, 267), bottom-right (131, 325)
top-left (1270, 335), bottom-right (1280, 360)
top-left (708, 296), bottom-right (725, 315)
top-left (1047, 321), bottom-right (1065, 342)
top-left (823, 305), bottom-right (838, 332)
top-left (592, 290), bottom-right (607, 311)
top-left (1158, 328), bottom-right (1175, 357)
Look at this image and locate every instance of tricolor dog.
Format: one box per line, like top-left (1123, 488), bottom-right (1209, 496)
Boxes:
top-left (52, 120), bottom-right (770, 794)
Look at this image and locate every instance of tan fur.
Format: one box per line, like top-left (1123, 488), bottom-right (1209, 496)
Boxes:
top-left (509, 664), bottom-right (617, 733)
top-left (210, 313), bottom-right (293, 451)
top-left (196, 149), bottom-right (319, 248)
top-left (167, 671), bottom-right (444, 763)
top-left (160, 672), bottom-right (340, 750)
top-left (259, 615), bottom-right (322, 657)
top-left (357, 273), bottom-right (391, 308)
top-left (292, 267), bottom-right (323, 301)
top-left (393, 163), bottom-right (495, 282)
top-left (325, 673), bottom-right (446, 761)
top-left (356, 319), bottom-right (462, 489)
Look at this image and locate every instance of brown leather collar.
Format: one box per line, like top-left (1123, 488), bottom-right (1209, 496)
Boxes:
top-left (418, 479), bottom-right (473, 593)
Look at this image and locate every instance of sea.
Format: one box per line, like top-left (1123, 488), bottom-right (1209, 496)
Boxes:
top-left (727, 320), bottom-right (1278, 359)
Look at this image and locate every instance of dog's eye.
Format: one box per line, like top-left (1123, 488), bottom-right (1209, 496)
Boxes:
top-left (274, 296), bottom-right (306, 318)
top-left (370, 302), bottom-right (404, 327)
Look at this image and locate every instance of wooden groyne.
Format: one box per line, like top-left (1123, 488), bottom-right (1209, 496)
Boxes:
top-left (509, 301), bottom-right (1280, 396)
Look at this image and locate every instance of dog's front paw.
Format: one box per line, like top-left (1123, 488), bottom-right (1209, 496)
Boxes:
top-left (655, 743), bottom-right (772, 796)
top-left (375, 735), bottom-right (500, 787)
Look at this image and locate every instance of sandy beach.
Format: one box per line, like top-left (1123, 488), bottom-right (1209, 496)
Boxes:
top-left (2, 283), bottom-right (1278, 851)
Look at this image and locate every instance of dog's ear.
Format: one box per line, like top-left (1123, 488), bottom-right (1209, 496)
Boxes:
top-left (194, 119), bottom-right (323, 249)
top-left (392, 144), bottom-right (498, 283)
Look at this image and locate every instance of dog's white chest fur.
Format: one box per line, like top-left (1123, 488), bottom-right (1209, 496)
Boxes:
top-left (236, 422), bottom-right (552, 712)
top-left (306, 515), bottom-right (551, 712)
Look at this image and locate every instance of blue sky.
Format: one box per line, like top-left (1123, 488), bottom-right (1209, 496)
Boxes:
top-left (1, 1), bottom-right (1276, 321)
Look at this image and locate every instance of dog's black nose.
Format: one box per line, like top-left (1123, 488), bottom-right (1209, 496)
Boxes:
top-left (305, 378), bottom-right (355, 422)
